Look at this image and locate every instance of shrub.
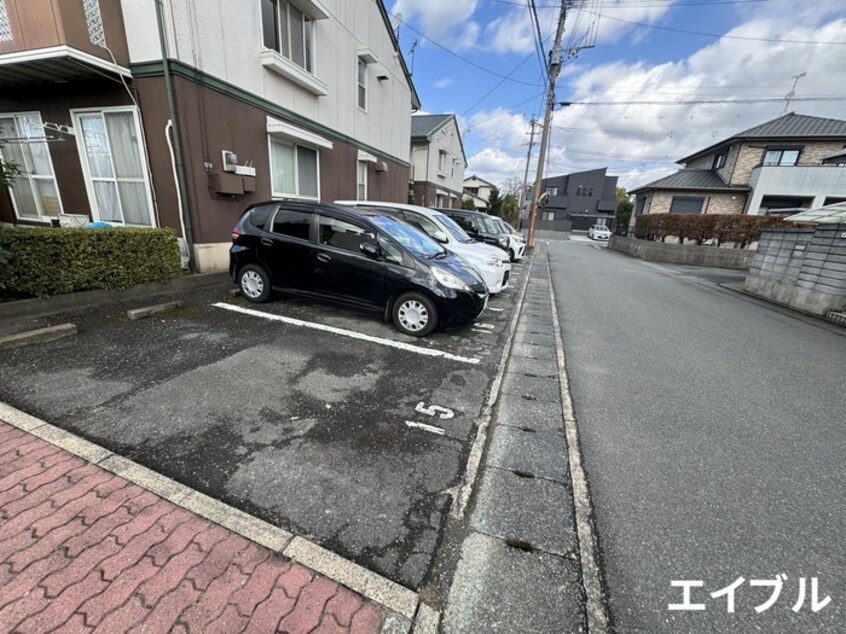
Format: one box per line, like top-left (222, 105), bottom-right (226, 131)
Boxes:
top-left (0, 227), bottom-right (181, 297)
top-left (633, 214), bottom-right (794, 248)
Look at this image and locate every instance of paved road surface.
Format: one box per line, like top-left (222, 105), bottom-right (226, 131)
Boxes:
top-left (547, 241), bottom-right (846, 632)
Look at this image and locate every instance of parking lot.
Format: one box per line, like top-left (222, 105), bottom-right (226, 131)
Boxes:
top-left (0, 260), bottom-right (528, 590)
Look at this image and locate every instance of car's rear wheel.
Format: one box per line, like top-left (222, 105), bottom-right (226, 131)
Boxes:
top-left (239, 264), bottom-right (271, 303)
top-left (392, 292), bottom-right (438, 337)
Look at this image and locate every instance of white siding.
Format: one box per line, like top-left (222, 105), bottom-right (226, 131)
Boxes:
top-left (121, 0), bottom-right (413, 162)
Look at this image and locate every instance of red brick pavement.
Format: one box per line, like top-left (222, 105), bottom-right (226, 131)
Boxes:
top-left (0, 422), bottom-right (385, 634)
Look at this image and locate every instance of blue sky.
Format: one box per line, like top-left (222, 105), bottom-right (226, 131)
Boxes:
top-left (389, 0), bottom-right (846, 190)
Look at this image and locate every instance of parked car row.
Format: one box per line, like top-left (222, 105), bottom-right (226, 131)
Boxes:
top-left (230, 200), bottom-right (525, 337)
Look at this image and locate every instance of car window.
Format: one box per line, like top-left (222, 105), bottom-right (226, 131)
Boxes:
top-left (403, 213), bottom-right (442, 240)
top-left (272, 208), bottom-right (311, 240)
top-left (478, 215), bottom-right (499, 233)
top-left (249, 204), bottom-right (276, 230)
top-left (318, 216), bottom-right (374, 254)
top-left (435, 214), bottom-right (474, 243)
top-left (377, 234), bottom-right (404, 265)
top-left (369, 215), bottom-right (444, 259)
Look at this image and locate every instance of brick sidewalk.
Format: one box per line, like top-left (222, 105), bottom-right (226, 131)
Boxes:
top-left (0, 422), bottom-right (385, 634)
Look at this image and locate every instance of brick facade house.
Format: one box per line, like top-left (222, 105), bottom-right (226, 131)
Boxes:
top-left (631, 113), bottom-right (846, 220)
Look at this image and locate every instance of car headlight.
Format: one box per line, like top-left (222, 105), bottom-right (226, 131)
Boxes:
top-left (486, 256), bottom-right (505, 268)
top-left (432, 266), bottom-right (471, 291)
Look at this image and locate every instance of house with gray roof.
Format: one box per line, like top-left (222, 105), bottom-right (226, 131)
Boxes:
top-left (410, 114), bottom-right (467, 209)
top-left (631, 113), bottom-right (846, 219)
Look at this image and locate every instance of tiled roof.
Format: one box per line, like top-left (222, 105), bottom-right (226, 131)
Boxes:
top-left (736, 113), bottom-right (846, 138)
top-left (630, 169), bottom-right (748, 193)
top-left (411, 114), bottom-right (452, 139)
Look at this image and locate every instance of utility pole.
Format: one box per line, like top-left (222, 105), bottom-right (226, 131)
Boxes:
top-left (518, 119), bottom-right (539, 230)
top-left (527, 1), bottom-right (569, 248)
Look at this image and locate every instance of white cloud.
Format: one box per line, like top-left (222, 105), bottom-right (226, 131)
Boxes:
top-left (435, 77), bottom-right (455, 89)
top-left (391, 0), bottom-right (480, 41)
top-left (463, 15), bottom-right (846, 190)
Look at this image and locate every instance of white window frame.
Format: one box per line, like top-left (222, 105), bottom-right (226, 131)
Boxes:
top-left (356, 160), bottom-right (368, 201)
top-left (71, 106), bottom-right (156, 227)
top-left (262, 0), bottom-right (315, 73)
top-left (268, 136), bottom-right (321, 200)
top-left (357, 57), bottom-right (368, 112)
top-left (0, 111), bottom-right (64, 223)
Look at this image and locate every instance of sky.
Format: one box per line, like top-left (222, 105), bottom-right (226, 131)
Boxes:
top-left (388, 0), bottom-right (846, 192)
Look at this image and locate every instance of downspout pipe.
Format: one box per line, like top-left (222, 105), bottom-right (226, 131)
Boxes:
top-left (155, 0), bottom-right (195, 271)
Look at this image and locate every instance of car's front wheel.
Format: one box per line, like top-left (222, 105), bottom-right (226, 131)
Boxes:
top-left (238, 264), bottom-right (271, 303)
top-left (392, 292), bottom-right (438, 337)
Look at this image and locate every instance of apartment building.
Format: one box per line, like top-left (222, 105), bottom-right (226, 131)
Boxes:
top-left (0, 0), bottom-right (419, 271)
top-left (409, 114), bottom-right (466, 209)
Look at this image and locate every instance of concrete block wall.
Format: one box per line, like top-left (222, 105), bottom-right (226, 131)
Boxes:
top-left (745, 223), bottom-right (846, 315)
top-left (609, 235), bottom-right (755, 269)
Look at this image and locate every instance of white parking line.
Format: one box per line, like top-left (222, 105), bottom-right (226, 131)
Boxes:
top-left (486, 307), bottom-right (504, 313)
top-left (212, 302), bottom-right (481, 365)
top-left (474, 323), bottom-right (495, 330)
top-left (404, 421), bottom-right (446, 435)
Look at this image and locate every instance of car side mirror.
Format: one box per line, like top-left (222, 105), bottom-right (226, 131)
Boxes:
top-left (432, 230), bottom-right (448, 244)
top-left (360, 242), bottom-right (380, 259)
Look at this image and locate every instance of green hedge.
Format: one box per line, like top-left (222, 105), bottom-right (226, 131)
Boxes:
top-left (0, 227), bottom-right (181, 297)
top-left (633, 214), bottom-right (796, 248)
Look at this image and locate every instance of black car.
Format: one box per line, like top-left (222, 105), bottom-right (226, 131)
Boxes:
top-left (230, 201), bottom-right (488, 336)
top-left (433, 208), bottom-right (510, 253)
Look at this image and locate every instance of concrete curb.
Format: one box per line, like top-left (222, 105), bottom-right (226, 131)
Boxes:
top-left (126, 300), bottom-right (186, 321)
top-left (0, 272), bottom-right (227, 322)
top-left (0, 400), bottom-right (431, 631)
top-left (0, 323), bottom-right (77, 350)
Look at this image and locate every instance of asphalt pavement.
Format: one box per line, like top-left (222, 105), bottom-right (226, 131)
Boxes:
top-left (0, 266), bottom-right (527, 593)
top-left (547, 240), bottom-right (846, 632)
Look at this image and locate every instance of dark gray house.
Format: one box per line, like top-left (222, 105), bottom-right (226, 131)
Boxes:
top-left (533, 168), bottom-right (618, 232)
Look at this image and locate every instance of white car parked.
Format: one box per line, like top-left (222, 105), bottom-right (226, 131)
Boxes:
top-left (588, 224), bottom-right (612, 241)
top-left (491, 216), bottom-right (527, 261)
top-left (335, 201), bottom-right (512, 293)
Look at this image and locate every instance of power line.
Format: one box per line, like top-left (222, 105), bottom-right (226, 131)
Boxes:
top-left (528, 0), bottom-right (550, 85)
top-left (584, 10), bottom-right (846, 45)
top-left (491, 0), bottom-right (777, 7)
top-left (382, 5), bottom-right (543, 87)
top-left (561, 96), bottom-right (846, 105)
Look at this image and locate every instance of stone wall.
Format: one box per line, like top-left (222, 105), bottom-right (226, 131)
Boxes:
top-left (609, 235), bottom-right (756, 269)
top-left (744, 223), bottom-right (846, 315)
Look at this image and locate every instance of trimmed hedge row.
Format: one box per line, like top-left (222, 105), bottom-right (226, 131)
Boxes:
top-left (633, 214), bottom-right (796, 249)
top-left (0, 227), bottom-right (181, 297)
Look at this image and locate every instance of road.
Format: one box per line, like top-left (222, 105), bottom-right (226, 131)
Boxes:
top-left (547, 240), bottom-right (846, 632)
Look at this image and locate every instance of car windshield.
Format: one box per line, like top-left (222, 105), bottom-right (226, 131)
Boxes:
top-left (369, 214), bottom-right (445, 259)
top-left (434, 213), bottom-right (474, 244)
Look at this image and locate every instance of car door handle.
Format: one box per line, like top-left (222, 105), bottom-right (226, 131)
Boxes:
top-left (261, 238), bottom-right (273, 246)
top-left (316, 253), bottom-right (332, 263)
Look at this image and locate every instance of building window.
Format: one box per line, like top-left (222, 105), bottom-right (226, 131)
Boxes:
top-left (356, 160), bottom-right (368, 201)
top-left (712, 149), bottom-right (728, 169)
top-left (763, 148), bottom-right (801, 166)
top-left (0, 113), bottom-right (63, 222)
top-left (545, 186), bottom-right (558, 196)
top-left (261, 0), bottom-right (314, 73)
top-left (74, 108), bottom-right (154, 226)
top-left (438, 150), bottom-right (448, 174)
top-left (544, 211), bottom-right (555, 221)
top-left (576, 186), bottom-right (583, 196)
top-left (587, 188), bottom-right (593, 196)
top-left (635, 196), bottom-right (646, 215)
top-left (357, 57), bottom-right (367, 110)
top-left (669, 196), bottom-right (705, 214)
top-left (269, 138), bottom-right (319, 199)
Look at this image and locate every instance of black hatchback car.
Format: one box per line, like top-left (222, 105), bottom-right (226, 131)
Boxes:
top-left (434, 208), bottom-right (510, 253)
top-left (230, 201), bottom-right (488, 336)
